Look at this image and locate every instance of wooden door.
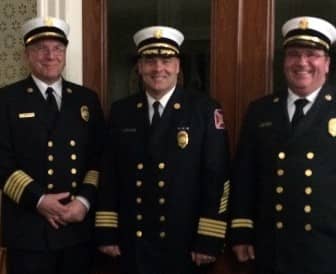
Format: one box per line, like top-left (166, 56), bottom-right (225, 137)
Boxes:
top-left (82, 0), bottom-right (274, 273)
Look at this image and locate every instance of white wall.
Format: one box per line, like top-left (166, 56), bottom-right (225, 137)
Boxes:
top-left (36, 0), bottom-right (83, 84)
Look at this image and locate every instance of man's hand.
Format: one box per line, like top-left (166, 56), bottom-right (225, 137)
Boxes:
top-left (37, 192), bottom-right (70, 229)
top-left (61, 199), bottom-right (87, 223)
top-left (232, 244), bottom-right (255, 262)
top-left (98, 245), bottom-right (121, 257)
top-left (191, 252), bottom-right (216, 266)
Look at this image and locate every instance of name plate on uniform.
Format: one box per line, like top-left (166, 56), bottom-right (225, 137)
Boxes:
top-left (18, 112), bottom-right (35, 119)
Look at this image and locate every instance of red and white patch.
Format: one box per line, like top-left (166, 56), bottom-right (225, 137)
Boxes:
top-left (214, 109), bottom-right (225, 129)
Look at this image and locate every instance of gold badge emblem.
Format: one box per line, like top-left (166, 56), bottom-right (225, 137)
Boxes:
top-left (81, 105), bottom-right (89, 122)
top-left (154, 29), bottom-right (163, 39)
top-left (299, 18), bottom-right (309, 29)
top-left (177, 130), bottom-right (189, 149)
top-left (66, 88), bottom-right (72, 94)
top-left (26, 87), bottom-right (33, 93)
top-left (328, 118), bottom-right (336, 137)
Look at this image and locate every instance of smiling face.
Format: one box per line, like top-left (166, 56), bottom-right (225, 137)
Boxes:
top-left (25, 39), bottom-right (66, 84)
top-left (283, 46), bottom-right (330, 96)
top-left (137, 56), bottom-right (180, 99)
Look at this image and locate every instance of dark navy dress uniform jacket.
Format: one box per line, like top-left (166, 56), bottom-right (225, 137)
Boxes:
top-left (95, 87), bottom-right (230, 273)
top-left (230, 84), bottom-right (336, 274)
top-left (0, 76), bottom-right (105, 251)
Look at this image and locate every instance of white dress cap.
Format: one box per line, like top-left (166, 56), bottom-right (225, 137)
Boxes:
top-left (133, 26), bottom-right (184, 56)
top-left (282, 16), bottom-right (336, 51)
top-left (22, 16), bottom-right (70, 46)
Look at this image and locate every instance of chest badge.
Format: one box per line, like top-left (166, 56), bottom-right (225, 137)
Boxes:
top-left (328, 118), bottom-right (336, 137)
top-left (177, 130), bottom-right (189, 149)
top-left (81, 105), bottom-right (90, 122)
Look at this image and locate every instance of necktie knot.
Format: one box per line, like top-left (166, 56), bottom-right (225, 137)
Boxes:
top-left (294, 98), bottom-right (308, 109)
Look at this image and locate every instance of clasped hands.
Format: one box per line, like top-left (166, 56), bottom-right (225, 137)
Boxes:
top-left (37, 192), bottom-right (87, 229)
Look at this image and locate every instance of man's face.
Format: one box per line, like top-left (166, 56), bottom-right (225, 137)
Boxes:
top-left (25, 39), bottom-right (66, 84)
top-left (284, 46), bottom-right (330, 96)
top-left (137, 56), bottom-right (180, 98)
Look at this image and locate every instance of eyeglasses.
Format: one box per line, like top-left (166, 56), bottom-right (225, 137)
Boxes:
top-left (285, 49), bottom-right (327, 61)
top-left (30, 44), bottom-right (66, 56)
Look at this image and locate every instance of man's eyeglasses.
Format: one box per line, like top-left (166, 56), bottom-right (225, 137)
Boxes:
top-left (30, 44), bottom-right (66, 56)
top-left (285, 49), bottom-right (327, 61)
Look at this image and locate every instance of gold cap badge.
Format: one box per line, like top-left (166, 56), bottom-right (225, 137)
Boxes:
top-left (154, 29), bottom-right (163, 39)
top-left (44, 17), bottom-right (54, 27)
top-left (299, 18), bottom-right (309, 30)
top-left (177, 130), bottom-right (189, 149)
top-left (80, 105), bottom-right (90, 122)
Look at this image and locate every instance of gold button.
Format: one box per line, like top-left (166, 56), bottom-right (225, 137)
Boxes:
top-left (48, 169), bottom-right (54, 175)
top-left (276, 221), bottom-right (283, 229)
top-left (306, 152), bottom-right (314, 160)
top-left (158, 162), bottom-right (165, 169)
top-left (72, 181), bottom-right (77, 188)
top-left (277, 169), bottom-right (284, 176)
top-left (276, 186), bottom-right (284, 194)
top-left (159, 216), bottom-right (166, 222)
top-left (158, 181), bottom-right (165, 188)
top-left (304, 205), bottom-right (312, 213)
top-left (69, 140), bottom-right (76, 146)
top-left (275, 204), bottom-right (283, 212)
top-left (67, 88), bottom-right (72, 94)
top-left (160, 232), bottom-right (166, 238)
top-left (137, 102), bottom-right (143, 108)
top-left (136, 230), bottom-right (143, 238)
top-left (71, 195), bottom-right (75, 200)
top-left (159, 198), bottom-right (165, 205)
top-left (70, 154), bottom-right (77, 160)
top-left (305, 224), bottom-right (312, 231)
top-left (136, 214), bottom-right (143, 221)
top-left (136, 180), bottom-right (143, 187)
top-left (48, 155), bottom-right (54, 162)
top-left (48, 141), bottom-right (53, 147)
top-left (278, 152), bottom-right (286, 160)
top-left (136, 197), bottom-right (142, 204)
top-left (71, 168), bottom-right (77, 174)
top-left (47, 183), bottom-right (54, 190)
top-left (305, 169), bottom-right (312, 177)
top-left (137, 163), bottom-right (144, 170)
top-left (305, 187), bottom-right (312, 195)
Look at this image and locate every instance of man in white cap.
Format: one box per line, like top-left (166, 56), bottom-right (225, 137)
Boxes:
top-left (94, 25), bottom-right (230, 274)
top-left (230, 16), bottom-right (336, 274)
top-left (0, 16), bottom-right (105, 274)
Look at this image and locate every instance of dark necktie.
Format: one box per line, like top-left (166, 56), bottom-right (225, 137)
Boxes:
top-left (46, 87), bottom-right (59, 127)
top-left (292, 98), bottom-right (308, 128)
top-left (151, 101), bottom-right (161, 129)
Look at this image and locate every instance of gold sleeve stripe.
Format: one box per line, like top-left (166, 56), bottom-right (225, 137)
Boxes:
top-left (197, 218), bottom-right (227, 238)
top-left (218, 180), bottom-right (230, 214)
top-left (198, 229), bottom-right (226, 238)
top-left (4, 170), bottom-right (33, 203)
top-left (83, 170), bottom-right (99, 187)
top-left (95, 211), bottom-right (118, 228)
top-left (231, 218), bottom-right (254, 228)
top-left (96, 211), bottom-right (118, 217)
